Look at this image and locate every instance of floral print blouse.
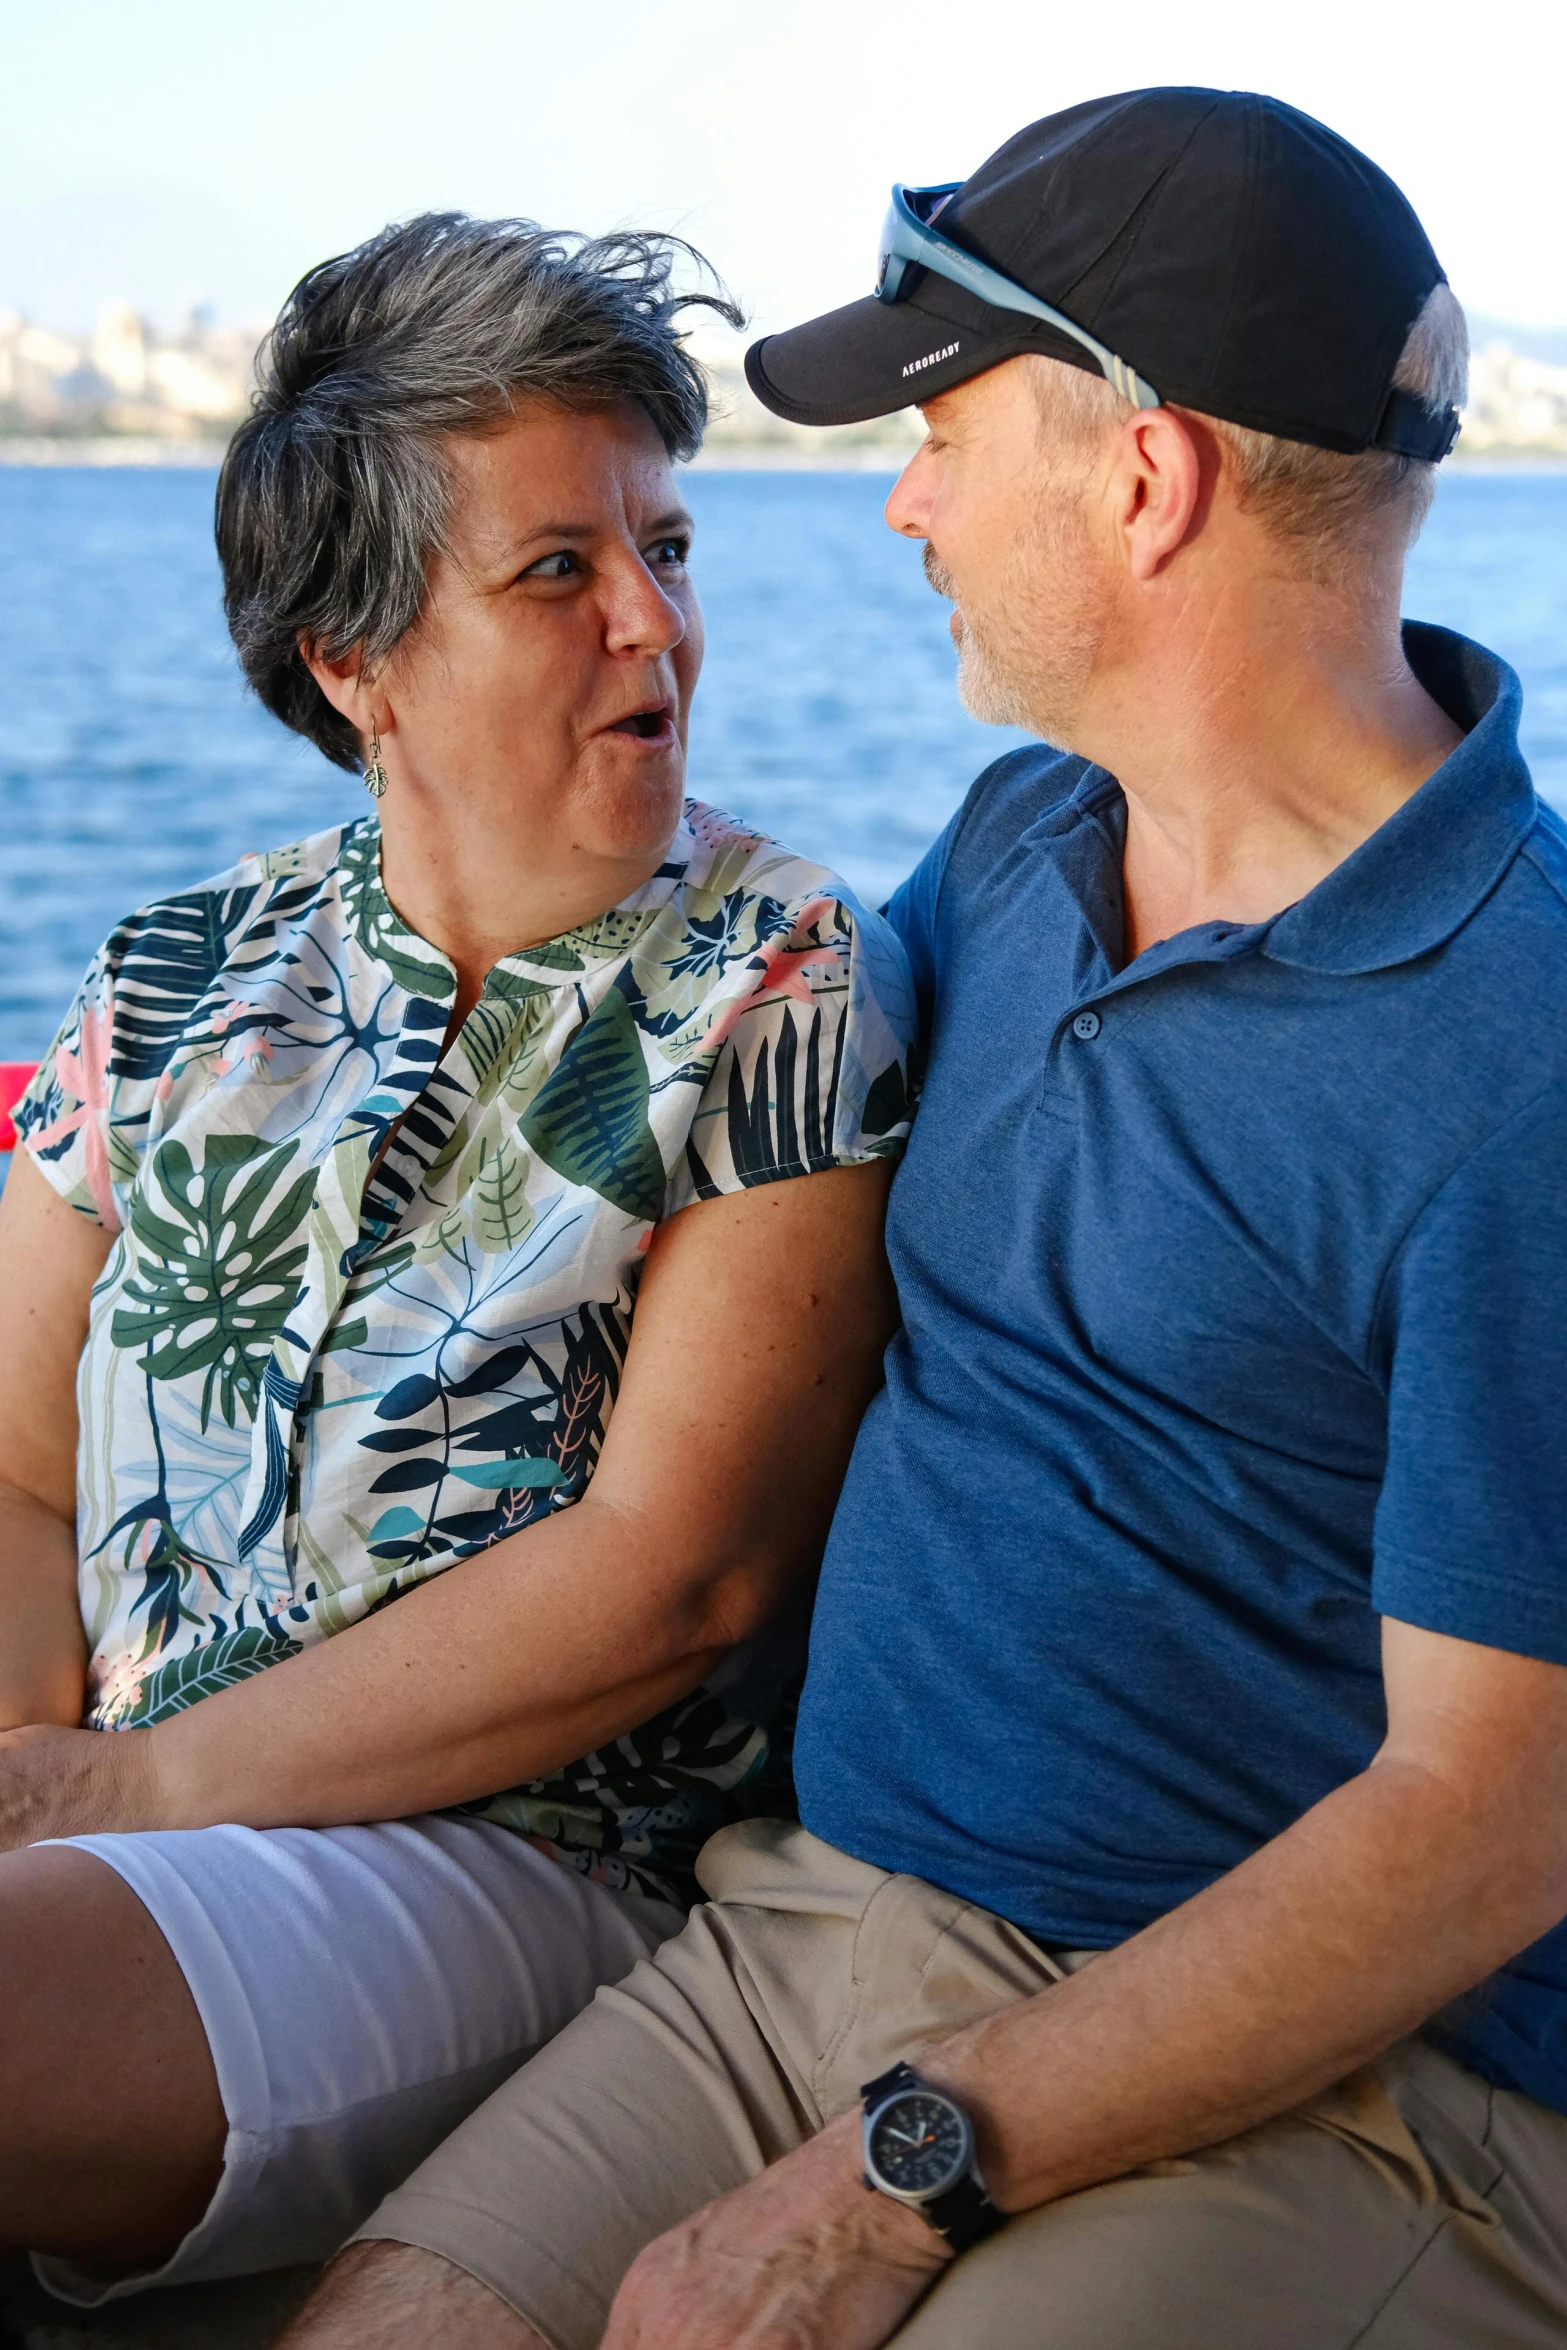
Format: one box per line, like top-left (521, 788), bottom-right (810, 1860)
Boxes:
top-left (18, 803), bottom-right (915, 1903)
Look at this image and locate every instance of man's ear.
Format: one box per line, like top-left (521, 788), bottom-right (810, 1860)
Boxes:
top-left (1110, 406), bottom-right (1210, 583)
top-left (297, 634), bottom-right (387, 738)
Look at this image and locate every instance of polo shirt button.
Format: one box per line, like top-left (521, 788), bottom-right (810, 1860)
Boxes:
top-left (1072, 1010), bottom-right (1102, 1040)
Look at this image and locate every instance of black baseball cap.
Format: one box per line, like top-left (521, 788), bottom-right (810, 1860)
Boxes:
top-left (745, 89), bottom-right (1459, 461)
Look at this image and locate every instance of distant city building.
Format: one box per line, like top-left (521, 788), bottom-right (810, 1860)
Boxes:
top-left (0, 300), bottom-right (256, 437)
top-left (690, 341), bottom-right (1567, 463)
top-left (1, 307), bottom-right (1564, 457)
top-left (1461, 342), bottom-right (1567, 455)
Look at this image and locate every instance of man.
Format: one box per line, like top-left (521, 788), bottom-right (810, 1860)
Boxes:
top-left (285, 87), bottom-right (1567, 2349)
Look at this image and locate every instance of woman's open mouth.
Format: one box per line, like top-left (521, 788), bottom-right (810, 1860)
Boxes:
top-left (606, 704), bottom-right (674, 743)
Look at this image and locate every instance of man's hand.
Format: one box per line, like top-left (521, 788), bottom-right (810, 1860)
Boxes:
top-left (601, 2111), bottom-right (950, 2350)
top-left (0, 1723), bottom-right (157, 1850)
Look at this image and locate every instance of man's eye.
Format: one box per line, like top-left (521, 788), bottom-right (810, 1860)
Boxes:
top-left (649, 537), bottom-right (690, 569)
top-left (520, 550), bottom-right (581, 581)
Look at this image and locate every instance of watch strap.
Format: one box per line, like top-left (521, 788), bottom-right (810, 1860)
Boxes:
top-left (859, 2062), bottom-right (1005, 2252)
top-left (921, 2167), bottom-right (1006, 2253)
top-left (861, 2059), bottom-right (920, 2105)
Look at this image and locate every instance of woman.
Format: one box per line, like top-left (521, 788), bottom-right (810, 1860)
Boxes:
top-left (0, 214), bottom-right (912, 2301)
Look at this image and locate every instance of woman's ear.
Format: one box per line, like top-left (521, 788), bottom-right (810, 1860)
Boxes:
top-left (297, 634), bottom-right (388, 738)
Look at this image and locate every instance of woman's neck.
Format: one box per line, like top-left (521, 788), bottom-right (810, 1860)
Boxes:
top-left (374, 787), bottom-right (677, 1022)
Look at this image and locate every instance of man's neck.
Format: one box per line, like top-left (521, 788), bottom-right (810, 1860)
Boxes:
top-left (1068, 569), bottom-right (1465, 965)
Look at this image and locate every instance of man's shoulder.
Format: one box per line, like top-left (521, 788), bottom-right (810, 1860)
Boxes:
top-left (944, 742), bottom-right (1093, 872)
top-left (1466, 801), bottom-right (1567, 1011)
top-left (1516, 800), bottom-right (1567, 920)
top-left (905, 744), bottom-right (1096, 937)
top-left (884, 743), bottom-right (1085, 987)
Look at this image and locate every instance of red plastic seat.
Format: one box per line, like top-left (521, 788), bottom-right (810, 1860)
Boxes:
top-left (0, 1063), bottom-right (39, 1153)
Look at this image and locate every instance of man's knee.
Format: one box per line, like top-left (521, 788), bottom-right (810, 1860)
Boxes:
top-left (279, 2239), bottom-right (547, 2350)
top-left (888, 2104), bottom-right (1463, 2350)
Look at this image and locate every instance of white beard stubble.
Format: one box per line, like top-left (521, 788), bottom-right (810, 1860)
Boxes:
top-left (924, 479), bottom-right (1111, 752)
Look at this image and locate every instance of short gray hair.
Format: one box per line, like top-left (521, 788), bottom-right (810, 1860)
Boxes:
top-left (217, 213), bottom-right (741, 770)
top-left (1034, 282), bottom-right (1470, 569)
top-left (1209, 283), bottom-right (1468, 561)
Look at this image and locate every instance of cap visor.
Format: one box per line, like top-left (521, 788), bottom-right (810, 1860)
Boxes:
top-left (745, 288), bottom-right (1052, 427)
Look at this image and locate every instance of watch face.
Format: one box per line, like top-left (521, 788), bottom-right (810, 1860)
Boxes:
top-left (867, 2090), bottom-right (970, 2197)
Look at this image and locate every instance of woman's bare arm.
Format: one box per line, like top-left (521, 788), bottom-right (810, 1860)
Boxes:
top-left (0, 1150), bottom-right (111, 1728)
top-left (0, 1157), bottom-right (897, 1837)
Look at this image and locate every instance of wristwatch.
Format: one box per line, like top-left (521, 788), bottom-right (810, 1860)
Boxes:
top-left (860, 2061), bottom-right (1005, 2252)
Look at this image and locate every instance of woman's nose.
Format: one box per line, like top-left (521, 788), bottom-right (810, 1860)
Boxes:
top-left (603, 558), bottom-right (686, 658)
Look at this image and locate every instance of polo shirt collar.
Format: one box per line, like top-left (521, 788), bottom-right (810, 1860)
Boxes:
top-left (1258, 623), bottom-right (1537, 976)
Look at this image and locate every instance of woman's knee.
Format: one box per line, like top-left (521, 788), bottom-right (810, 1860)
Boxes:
top-left (0, 1843), bottom-right (225, 2263)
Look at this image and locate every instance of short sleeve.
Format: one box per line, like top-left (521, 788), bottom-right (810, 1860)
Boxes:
top-left (13, 949), bottom-right (123, 1230)
top-left (667, 885), bottom-right (917, 1215)
top-left (1372, 1081), bottom-right (1567, 1660)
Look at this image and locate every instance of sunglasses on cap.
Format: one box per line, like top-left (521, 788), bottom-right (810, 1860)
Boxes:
top-left (876, 183), bottom-right (1161, 412)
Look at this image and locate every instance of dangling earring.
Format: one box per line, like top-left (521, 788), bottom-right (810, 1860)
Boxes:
top-left (363, 720), bottom-right (388, 801)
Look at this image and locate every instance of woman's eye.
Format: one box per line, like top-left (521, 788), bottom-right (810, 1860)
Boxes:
top-left (520, 550), bottom-right (582, 582)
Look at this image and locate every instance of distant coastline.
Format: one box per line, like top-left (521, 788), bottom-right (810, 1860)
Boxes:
top-left (4, 306), bottom-right (1566, 465)
top-left (3, 437), bottom-right (1566, 473)
top-left (0, 434), bottom-right (229, 465)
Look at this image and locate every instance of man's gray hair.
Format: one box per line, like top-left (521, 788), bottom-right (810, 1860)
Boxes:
top-left (1034, 282), bottom-right (1470, 568)
top-left (217, 213), bottom-right (741, 771)
top-left (1207, 283), bottom-right (1468, 559)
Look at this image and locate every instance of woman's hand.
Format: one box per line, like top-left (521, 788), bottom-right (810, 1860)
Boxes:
top-left (0, 1723), bottom-right (159, 1851)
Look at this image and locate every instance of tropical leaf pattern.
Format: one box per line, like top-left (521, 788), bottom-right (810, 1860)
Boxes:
top-left (17, 802), bottom-right (915, 1903)
top-left (125, 1622), bottom-right (304, 1724)
top-left (110, 1134), bottom-right (318, 1428)
top-left (521, 981), bottom-right (666, 1220)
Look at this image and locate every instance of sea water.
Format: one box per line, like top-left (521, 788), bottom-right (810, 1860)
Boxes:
top-left (0, 464), bottom-right (1563, 1058)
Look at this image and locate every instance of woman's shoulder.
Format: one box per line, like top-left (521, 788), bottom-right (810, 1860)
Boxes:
top-left (96, 818), bottom-right (361, 975)
top-left (672, 799), bottom-right (867, 916)
top-left (14, 821), bottom-right (365, 1219)
top-left (665, 799), bottom-right (913, 1019)
top-left (643, 805), bottom-right (918, 1212)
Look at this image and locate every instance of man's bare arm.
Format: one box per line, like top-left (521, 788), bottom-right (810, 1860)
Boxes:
top-left (921, 1616), bottom-right (1567, 2206)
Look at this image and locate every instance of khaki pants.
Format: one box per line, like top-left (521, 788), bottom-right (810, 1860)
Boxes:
top-left (360, 1820), bottom-right (1567, 2348)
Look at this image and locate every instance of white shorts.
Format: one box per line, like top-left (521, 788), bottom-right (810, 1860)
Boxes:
top-left (32, 1814), bottom-right (683, 2307)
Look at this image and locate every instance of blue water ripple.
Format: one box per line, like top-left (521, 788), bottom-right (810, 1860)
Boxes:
top-left (0, 464), bottom-right (1562, 1060)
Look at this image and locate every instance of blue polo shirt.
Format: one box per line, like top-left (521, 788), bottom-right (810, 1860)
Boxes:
top-left (796, 624), bottom-right (1567, 2113)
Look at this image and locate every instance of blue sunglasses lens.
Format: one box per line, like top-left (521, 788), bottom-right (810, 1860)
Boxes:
top-left (877, 185), bottom-right (962, 304)
top-left (912, 187), bottom-right (956, 224)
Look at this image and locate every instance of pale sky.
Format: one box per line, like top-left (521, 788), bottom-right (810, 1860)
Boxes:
top-left (0, 0), bottom-right (1561, 344)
